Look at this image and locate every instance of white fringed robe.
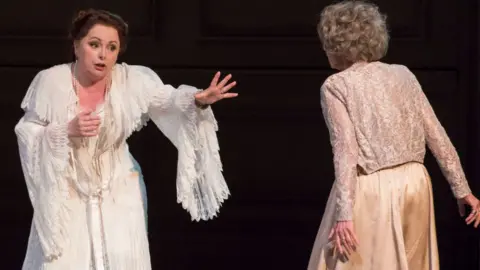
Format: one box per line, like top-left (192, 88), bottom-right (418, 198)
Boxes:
top-left (15, 63), bottom-right (229, 269)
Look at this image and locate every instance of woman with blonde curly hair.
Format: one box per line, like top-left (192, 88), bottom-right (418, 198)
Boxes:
top-left (307, 1), bottom-right (480, 269)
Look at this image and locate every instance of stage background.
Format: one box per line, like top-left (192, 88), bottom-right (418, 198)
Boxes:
top-left (1, 0), bottom-right (479, 269)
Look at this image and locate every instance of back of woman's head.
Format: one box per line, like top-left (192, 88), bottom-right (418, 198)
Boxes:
top-left (69, 9), bottom-right (129, 54)
top-left (317, 1), bottom-right (389, 63)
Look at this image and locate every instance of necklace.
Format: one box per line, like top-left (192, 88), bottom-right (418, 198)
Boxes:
top-left (71, 61), bottom-right (115, 197)
top-left (71, 61), bottom-right (116, 269)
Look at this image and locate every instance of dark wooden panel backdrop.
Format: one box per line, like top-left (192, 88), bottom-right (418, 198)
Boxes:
top-left (1, 0), bottom-right (479, 269)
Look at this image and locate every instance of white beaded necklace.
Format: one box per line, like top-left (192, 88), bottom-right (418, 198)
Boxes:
top-left (71, 61), bottom-right (117, 269)
top-left (70, 61), bottom-right (115, 200)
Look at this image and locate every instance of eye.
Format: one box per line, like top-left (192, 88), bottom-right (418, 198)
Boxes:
top-left (89, 41), bottom-right (100, 48)
top-left (108, 44), bottom-right (117, 51)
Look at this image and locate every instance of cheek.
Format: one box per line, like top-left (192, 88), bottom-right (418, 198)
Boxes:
top-left (83, 47), bottom-right (97, 60)
top-left (77, 47), bottom-right (95, 62)
top-left (107, 50), bottom-right (119, 63)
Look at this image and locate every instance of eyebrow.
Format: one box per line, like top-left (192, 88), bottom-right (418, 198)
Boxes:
top-left (88, 36), bottom-right (119, 44)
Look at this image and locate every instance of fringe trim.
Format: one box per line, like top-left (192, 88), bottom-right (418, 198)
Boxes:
top-left (174, 88), bottom-right (230, 221)
top-left (20, 66), bottom-right (72, 124)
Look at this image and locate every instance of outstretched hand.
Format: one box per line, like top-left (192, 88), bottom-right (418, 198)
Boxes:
top-left (458, 193), bottom-right (480, 228)
top-left (194, 72), bottom-right (238, 106)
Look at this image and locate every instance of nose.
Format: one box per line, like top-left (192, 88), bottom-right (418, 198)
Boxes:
top-left (99, 48), bottom-right (106, 60)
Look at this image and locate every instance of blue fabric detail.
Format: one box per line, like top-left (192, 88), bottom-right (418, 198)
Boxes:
top-left (129, 153), bottom-right (148, 231)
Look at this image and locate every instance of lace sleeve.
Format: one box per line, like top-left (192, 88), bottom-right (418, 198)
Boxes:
top-left (130, 65), bottom-right (229, 221)
top-left (406, 68), bottom-right (471, 198)
top-left (321, 77), bottom-right (359, 221)
top-left (15, 111), bottom-right (71, 261)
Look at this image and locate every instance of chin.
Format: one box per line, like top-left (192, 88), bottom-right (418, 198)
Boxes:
top-left (89, 69), bottom-right (107, 80)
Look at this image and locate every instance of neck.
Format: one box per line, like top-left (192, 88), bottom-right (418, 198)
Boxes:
top-left (339, 61), bottom-right (367, 71)
top-left (74, 62), bottom-right (107, 92)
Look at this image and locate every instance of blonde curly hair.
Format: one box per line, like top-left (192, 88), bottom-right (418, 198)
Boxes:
top-left (317, 1), bottom-right (389, 63)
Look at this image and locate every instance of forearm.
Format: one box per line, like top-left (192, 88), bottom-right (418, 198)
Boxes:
top-left (333, 157), bottom-right (357, 221)
top-left (426, 130), bottom-right (471, 198)
top-left (423, 102), bottom-right (471, 198)
top-left (405, 66), bottom-right (472, 198)
top-left (321, 79), bottom-right (358, 221)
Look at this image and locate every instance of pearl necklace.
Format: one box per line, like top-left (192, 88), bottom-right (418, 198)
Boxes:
top-left (70, 61), bottom-right (115, 200)
top-left (71, 61), bottom-right (116, 269)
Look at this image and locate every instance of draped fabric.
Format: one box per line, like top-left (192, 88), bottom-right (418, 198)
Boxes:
top-left (308, 162), bottom-right (439, 270)
top-left (16, 63), bottom-right (229, 269)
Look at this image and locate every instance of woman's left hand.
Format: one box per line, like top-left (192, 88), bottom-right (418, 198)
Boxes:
top-left (329, 221), bottom-right (359, 256)
top-left (195, 72), bottom-right (238, 106)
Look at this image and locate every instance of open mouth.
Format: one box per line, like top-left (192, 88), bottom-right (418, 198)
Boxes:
top-left (94, 63), bottom-right (106, 70)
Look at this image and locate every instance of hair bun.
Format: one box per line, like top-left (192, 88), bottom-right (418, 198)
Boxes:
top-left (72, 9), bottom-right (94, 25)
top-left (68, 8), bottom-right (129, 54)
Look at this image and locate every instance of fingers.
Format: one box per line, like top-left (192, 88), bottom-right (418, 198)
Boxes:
top-left (335, 231), bottom-right (343, 255)
top-left (80, 119), bottom-right (101, 127)
top-left (221, 93), bottom-right (238, 99)
top-left (79, 108), bottom-right (94, 116)
top-left (218, 74), bottom-right (232, 89)
top-left (78, 123), bottom-right (100, 137)
top-left (474, 215), bottom-right (480, 228)
top-left (79, 117), bottom-right (101, 136)
top-left (330, 224), bottom-right (343, 255)
top-left (351, 230), bottom-right (360, 247)
top-left (466, 201), bottom-right (480, 227)
top-left (210, 72), bottom-right (236, 91)
top-left (81, 130), bottom-right (99, 137)
top-left (466, 206), bottom-right (480, 225)
top-left (221, 81), bottom-right (237, 93)
top-left (346, 228), bottom-right (359, 254)
top-left (80, 113), bottom-right (101, 121)
top-left (467, 207), bottom-right (480, 223)
top-left (78, 111), bottom-right (101, 128)
top-left (77, 111), bottom-right (101, 137)
top-left (340, 229), bottom-right (355, 254)
top-left (340, 232), bottom-right (352, 255)
top-left (70, 126), bottom-right (98, 137)
top-left (328, 227), bottom-right (335, 240)
top-left (330, 222), bottom-right (359, 257)
top-left (80, 124), bottom-right (100, 132)
top-left (210, 72), bottom-right (221, 87)
top-left (344, 228), bottom-right (357, 248)
top-left (466, 213), bottom-right (475, 225)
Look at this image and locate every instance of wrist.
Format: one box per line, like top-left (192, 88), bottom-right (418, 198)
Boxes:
top-left (194, 92), bottom-right (209, 109)
top-left (195, 100), bottom-right (209, 110)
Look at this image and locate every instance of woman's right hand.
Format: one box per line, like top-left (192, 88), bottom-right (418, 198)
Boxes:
top-left (458, 193), bottom-right (480, 228)
top-left (67, 108), bottom-right (101, 137)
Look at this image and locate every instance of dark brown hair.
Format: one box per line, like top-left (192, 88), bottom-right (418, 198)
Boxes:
top-left (69, 9), bottom-right (129, 54)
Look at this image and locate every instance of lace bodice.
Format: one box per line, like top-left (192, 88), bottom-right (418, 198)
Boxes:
top-left (321, 61), bottom-right (471, 221)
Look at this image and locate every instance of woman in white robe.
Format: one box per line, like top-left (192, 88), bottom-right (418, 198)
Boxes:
top-left (15, 9), bottom-right (237, 270)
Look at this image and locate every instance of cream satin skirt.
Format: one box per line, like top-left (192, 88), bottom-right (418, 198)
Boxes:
top-left (308, 162), bottom-right (439, 270)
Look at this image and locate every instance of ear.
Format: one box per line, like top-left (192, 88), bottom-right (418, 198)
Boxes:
top-left (73, 41), bottom-right (80, 58)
